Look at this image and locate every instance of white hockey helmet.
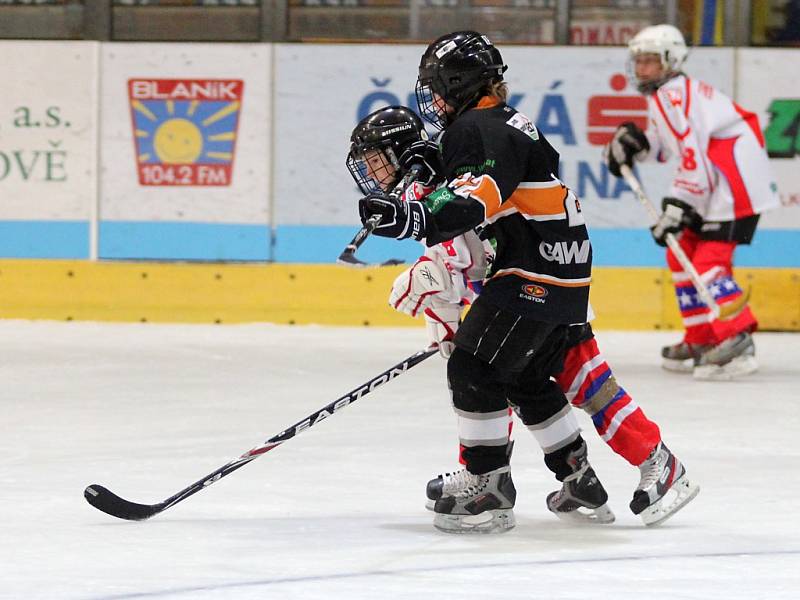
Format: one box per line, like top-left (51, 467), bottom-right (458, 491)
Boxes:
top-left (628, 24), bottom-right (688, 92)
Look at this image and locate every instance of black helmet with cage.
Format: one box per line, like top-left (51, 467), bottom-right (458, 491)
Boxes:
top-left (416, 30), bottom-right (507, 129)
top-left (346, 105), bottom-right (429, 194)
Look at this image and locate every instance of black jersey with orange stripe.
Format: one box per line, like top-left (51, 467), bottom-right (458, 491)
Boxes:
top-left (420, 98), bottom-right (592, 324)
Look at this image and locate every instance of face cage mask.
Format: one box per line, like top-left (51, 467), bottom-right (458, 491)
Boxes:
top-left (346, 147), bottom-right (400, 195)
top-left (626, 53), bottom-right (681, 95)
top-left (415, 78), bottom-right (448, 130)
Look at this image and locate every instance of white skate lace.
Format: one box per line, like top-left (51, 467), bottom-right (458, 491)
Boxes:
top-left (441, 469), bottom-right (479, 494)
top-left (454, 474), bottom-right (490, 499)
top-left (638, 446), bottom-right (666, 490)
top-left (562, 462), bottom-right (589, 484)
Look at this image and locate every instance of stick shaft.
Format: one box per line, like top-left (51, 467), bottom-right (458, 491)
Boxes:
top-left (620, 165), bottom-right (722, 317)
top-left (85, 346), bottom-right (437, 520)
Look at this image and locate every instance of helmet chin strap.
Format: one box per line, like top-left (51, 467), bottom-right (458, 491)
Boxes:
top-left (385, 147), bottom-right (400, 171)
top-left (636, 70), bottom-right (682, 95)
top-left (451, 91), bottom-right (483, 120)
top-left (446, 80), bottom-right (499, 123)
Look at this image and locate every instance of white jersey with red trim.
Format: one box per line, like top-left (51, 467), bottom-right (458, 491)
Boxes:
top-left (643, 74), bottom-right (780, 222)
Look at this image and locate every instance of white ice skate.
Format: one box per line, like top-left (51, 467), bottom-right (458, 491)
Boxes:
top-left (433, 466), bottom-right (516, 534)
top-left (630, 442), bottom-right (700, 526)
top-left (693, 332), bottom-right (758, 381)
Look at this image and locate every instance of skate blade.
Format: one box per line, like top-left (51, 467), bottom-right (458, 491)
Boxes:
top-left (662, 358), bottom-right (694, 373)
top-left (433, 509), bottom-right (515, 534)
top-left (641, 476), bottom-right (700, 527)
top-left (550, 503), bottom-right (615, 525)
top-left (693, 355), bottom-right (758, 381)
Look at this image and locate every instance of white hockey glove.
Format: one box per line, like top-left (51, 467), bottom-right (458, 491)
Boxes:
top-left (424, 301), bottom-right (461, 358)
top-left (389, 256), bottom-right (456, 318)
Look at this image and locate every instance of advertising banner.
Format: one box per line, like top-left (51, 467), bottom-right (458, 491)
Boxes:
top-left (1, 41), bottom-right (796, 265)
top-left (736, 49), bottom-right (800, 229)
top-left (0, 41), bottom-right (98, 257)
top-left (100, 44), bottom-right (271, 260)
top-left (272, 44), bottom-right (736, 265)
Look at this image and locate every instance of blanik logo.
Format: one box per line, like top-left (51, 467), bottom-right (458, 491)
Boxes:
top-left (765, 99), bottom-right (800, 159)
top-left (128, 79), bottom-right (244, 186)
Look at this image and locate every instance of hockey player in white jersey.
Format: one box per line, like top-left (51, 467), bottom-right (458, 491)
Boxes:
top-left (348, 103), bottom-right (698, 530)
top-left (605, 24), bottom-right (780, 380)
top-left (346, 105), bottom-right (486, 358)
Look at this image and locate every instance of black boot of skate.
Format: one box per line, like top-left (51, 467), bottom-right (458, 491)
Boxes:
top-left (661, 340), bottom-right (711, 373)
top-left (546, 441), bottom-right (615, 524)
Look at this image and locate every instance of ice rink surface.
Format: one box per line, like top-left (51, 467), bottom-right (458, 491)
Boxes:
top-left (1, 321), bottom-right (799, 599)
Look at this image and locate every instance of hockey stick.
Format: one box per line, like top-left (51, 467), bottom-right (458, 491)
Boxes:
top-left (336, 165), bottom-right (424, 268)
top-left (336, 214), bottom-right (403, 267)
top-left (84, 345), bottom-right (437, 521)
top-left (620, 165), bottom-right (750, 320)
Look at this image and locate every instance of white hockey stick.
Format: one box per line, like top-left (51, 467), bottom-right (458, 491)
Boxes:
top-left (620, 165), bottom-right (749, 320)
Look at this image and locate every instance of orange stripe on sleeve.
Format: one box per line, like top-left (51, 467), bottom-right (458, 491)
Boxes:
top-left (508, 183), bottom-right (567, 219)
top-left (451, 174), bottom-right (504, 217)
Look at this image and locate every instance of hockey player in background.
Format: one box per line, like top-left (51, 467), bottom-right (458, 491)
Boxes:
top-left (605, 24), bottom-right (780, 380)
top-left (352, 32), bottom-right (697, 533)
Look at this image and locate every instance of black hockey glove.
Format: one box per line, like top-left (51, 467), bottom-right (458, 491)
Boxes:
top-left (605, 121), bottom-right (650, 178)
top-left (358, 192), bottom-right (428, 241)
top-left (650, 197), bottom-right (702, 247)
top-left (397, 140), bottom-right (443, 187)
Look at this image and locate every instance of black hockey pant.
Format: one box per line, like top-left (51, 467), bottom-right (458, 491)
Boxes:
top-left (449, 297), bottom-right (584, 479)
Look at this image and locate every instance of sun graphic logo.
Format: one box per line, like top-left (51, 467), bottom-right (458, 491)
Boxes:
top-left (128, 79), bottom-right (244, 186)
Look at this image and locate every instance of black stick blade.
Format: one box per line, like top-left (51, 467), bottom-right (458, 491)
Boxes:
top-left (337, 252), bottom-right (405, 268)
top-left (84, 485), bottom-right (163, 521)
top-left (336, 252), bottom-right (368, 267)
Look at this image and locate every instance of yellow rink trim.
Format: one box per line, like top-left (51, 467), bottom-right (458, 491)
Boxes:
top-left (0, 260), bottom-right (798, 331)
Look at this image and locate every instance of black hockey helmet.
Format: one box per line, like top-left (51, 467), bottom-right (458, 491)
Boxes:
top-left (346, 105), bottom-right (428, 194)
top-left (416, 31), bottom-right (507, 129)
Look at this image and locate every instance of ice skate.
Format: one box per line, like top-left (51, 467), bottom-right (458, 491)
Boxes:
top-left (630, 442), bottom-right (700, 526)
top-left (661, 340), bottom-right (711, 373)
top-left (546, 442), bottom-right (615, 524)
top-left (425, 468), bottom-right (478, 511)
top-left (693, 331), bottom-right (757, 381)
top-left (433, 466), bottom-right (516, 533)
top-left (426, 441), bottom-right (514, 510)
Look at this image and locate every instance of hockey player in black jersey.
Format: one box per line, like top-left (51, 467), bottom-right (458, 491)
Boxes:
top-left (359, 31), bottom-right (616, 533)
top-left (351, 101), bottom-right (699, 530)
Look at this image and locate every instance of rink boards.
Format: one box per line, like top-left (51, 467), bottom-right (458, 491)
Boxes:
top-left (0, 41), bottom-right (798, 329)
top-left (0, 260), bottom-right (796, 331)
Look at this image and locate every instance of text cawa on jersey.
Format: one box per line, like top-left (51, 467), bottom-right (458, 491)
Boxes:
top-left (539, 240), bottom-right (591, 264)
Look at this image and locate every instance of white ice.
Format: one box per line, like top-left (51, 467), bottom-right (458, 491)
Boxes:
top-left (1, 321), bottom-right (799, 599)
